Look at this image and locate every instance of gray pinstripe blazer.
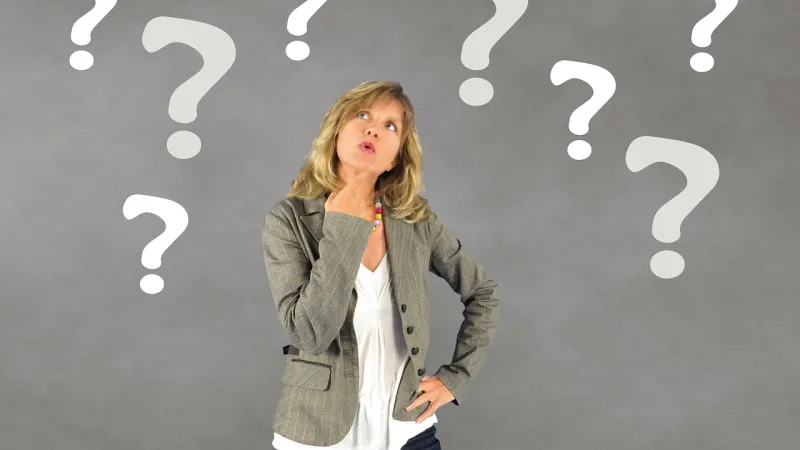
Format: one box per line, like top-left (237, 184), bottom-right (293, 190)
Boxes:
top-left (261, 192), bottom-right (500, 446)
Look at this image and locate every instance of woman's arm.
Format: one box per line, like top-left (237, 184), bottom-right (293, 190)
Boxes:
top-left (262, 203), bottom-right (374, 355)
top-left (428, 213), bottom-right (501, 406)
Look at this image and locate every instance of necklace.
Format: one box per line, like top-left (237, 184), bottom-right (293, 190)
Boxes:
top-left (372, 197), bottom-right (382, 232)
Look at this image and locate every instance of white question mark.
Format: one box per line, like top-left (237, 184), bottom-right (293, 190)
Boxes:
top-left (626, 136), bottom-right (720, 279)
top-left (142, 17), bottom-right (236, 159)
top-left (460, 0), bottom-right (529, 106)
top-left (69, 0), bottom-right (118, 70)
top-left (690, 0), bottom-right (739, 72)
top-left (123, 195), bottom-right (189, 295)
top-left (549, 60), bottom-right (616, 160)
top-left (286, 0), bottom-right (329, 61)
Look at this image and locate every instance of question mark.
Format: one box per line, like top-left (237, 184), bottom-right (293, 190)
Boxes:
top-left (459, 0), bottom-right (528, 106)
top-left (626, 136), bottom-right (720, 279)
top-left (690, 0), bottom-right (739, 72)
top-left (286, 0), bottom-right (329, 61)
top-left (142, 17), bottom-right (236, 159)
top-left (123, 195), bottom-right (189, 295)
top-left (69, 0), bottom-right (118, 70)
top-left (550, 60), bottom-right (616, 160)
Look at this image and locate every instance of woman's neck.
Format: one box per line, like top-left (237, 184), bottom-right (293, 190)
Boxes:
top-left (330, 187), bottom-right (380, 208)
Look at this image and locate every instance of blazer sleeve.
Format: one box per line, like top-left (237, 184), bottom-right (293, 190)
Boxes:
top-left (262, 203), bottom-right (375, 356)
top-left (428, 213), bottom-right (501, 407)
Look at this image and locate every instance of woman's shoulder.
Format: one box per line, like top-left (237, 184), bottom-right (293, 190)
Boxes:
top-left (264, 196), bottom-right (304, 225)
top-left (272, 195), bottom-right (299, 209)
top-left (270, 193), bottom-right (315, 213)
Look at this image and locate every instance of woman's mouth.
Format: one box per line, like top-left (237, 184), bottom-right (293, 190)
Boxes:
top-left (359, 141), bottom-right (375, 153)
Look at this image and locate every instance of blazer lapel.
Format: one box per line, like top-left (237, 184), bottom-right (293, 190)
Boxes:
top-left (298, 193), bottom-right (411, 306)
top-left (298, 195), bottom-right (326, 244)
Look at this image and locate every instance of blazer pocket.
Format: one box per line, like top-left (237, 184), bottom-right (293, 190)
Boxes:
top-left (281, 358), bottom-right (332, 391)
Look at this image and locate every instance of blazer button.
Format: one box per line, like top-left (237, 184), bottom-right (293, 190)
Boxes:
top-left (411, 346), bottom-right (419, 355)
top-left (401, 304), bottom-right (407, 313)
top-left (406, 326), bottom-right (414, 334)
top-left (417, 368), bottom-right (425, 376)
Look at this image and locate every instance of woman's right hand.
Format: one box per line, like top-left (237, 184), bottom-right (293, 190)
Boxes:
top-left (324, 162), bottom-right (382, 223)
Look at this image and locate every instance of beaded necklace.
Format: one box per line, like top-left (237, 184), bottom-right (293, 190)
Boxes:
top-left (372, 196), bottom-right (383, 232)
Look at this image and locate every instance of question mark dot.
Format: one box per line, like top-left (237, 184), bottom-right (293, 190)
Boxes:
top-left (568, 140), bottom-right (591, 160)
top-left (140, 274), bottom-right (164, 295)
top-left (650, 250), bottom-right (685, 279)
top-left (167, 131), bottom-right (201, 159)
top-left (690, 53), bottom-right (714, 72)
top-left (286, 41), bottom-right (310, 61)
top-left (70, 50), bottom-right (94, 70)
top-left (459, 78), bottom-right (493, 106)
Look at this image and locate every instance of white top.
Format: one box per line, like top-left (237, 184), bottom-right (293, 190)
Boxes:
top-left (273, 254), bottom-right (438, 449)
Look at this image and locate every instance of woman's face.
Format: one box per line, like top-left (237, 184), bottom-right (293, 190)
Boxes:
top-left (335, 96), bottom-right (404, 180)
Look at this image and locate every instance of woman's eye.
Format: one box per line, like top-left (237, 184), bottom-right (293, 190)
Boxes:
top-left (359, 111), bottom-right (397, 132)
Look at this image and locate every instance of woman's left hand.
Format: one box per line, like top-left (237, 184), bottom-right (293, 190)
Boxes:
top-left (404, 375), bottom-right (455, 423)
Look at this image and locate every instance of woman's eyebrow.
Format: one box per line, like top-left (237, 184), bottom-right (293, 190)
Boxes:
top-left (366, 108), bottom-right (400, 124)
top-left (384, 115), bottom-right (401, 125)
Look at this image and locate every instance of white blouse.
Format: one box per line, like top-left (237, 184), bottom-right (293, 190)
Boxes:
top-left (273, 253), bottom-right (438, 450)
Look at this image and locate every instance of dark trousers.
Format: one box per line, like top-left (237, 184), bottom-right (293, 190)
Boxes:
top-left (400, 425), bottom-right (441, 450)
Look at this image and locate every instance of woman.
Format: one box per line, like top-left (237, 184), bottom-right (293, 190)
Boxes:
top-left (261, 80), bottom-right (501, 449)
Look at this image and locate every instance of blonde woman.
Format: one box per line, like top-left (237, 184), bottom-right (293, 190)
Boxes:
top-left (262, 81), bottom-right (501, 450)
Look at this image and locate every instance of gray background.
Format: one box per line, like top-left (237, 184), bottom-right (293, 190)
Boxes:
top-left (2, 0), bottom-right (799, 449)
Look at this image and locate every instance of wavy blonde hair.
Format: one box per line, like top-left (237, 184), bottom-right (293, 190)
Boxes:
top-left (286, 80), bottom-right (435, 224)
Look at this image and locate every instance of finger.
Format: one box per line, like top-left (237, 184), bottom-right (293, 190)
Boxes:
top-left (416, 403), bottom-right (437, 423)
top-left (405, 392), bottom-right (428, 411)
